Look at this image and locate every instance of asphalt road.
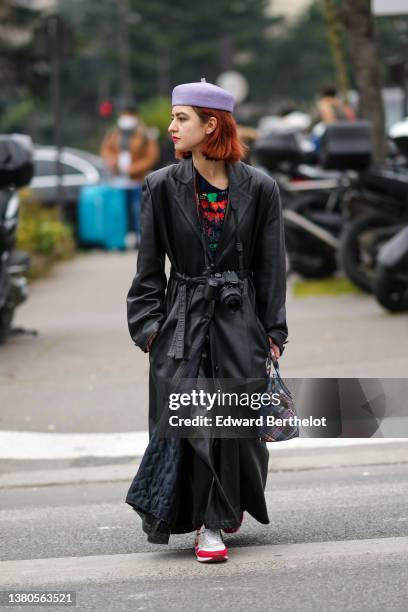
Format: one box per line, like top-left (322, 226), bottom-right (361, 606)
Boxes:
top-left (1, 463), bottom-right (407, 611)
top-left (1, 251), bottom-right (407, 611)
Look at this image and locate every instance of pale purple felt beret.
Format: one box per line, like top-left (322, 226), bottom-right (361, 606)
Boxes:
top-left (172, 78), bottom-right (235, 112)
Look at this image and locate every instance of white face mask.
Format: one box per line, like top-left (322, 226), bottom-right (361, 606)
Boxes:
top-left (117, 115), bottom-right (139, 131)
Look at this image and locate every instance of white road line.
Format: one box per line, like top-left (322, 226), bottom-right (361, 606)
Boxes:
top-left (1, 536), bottom-right (408, 587)
top-left (0, 430), bottom-right (404, 460)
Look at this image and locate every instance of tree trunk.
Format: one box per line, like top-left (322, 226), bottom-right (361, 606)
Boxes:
top-left (339, 0), bottom-right (386, 162)
top-left (322, 0), bottom-right (350, 103)
top-left (117, 0), bottom-right (132, 101)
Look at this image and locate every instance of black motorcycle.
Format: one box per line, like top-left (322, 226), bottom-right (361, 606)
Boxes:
top-left (338, 164), bottom-right (408, 292)
top-left (0, 135), bottom-right (34, 343)
top-left (372, 225), bottom-right (408, 312)
top-left (336, 119), bottom-right (408, 293)
top-left (253, 121), bottom-right (373, 279)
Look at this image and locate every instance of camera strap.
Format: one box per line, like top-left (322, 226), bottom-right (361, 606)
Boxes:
top-left (230, 203), bottom-right (245, 278)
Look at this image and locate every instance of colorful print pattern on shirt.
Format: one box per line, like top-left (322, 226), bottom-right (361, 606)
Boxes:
top-left (196, 173), bottom-right (229, 259)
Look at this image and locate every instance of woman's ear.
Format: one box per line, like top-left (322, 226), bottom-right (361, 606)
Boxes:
top-left (205, 116), bottom-right (217, 135)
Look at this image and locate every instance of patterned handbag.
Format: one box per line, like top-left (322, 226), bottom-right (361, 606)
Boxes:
top-left (258, 350), bottom-right (299, 442)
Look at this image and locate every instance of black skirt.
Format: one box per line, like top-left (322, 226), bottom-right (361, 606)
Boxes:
top-left (126, 335), bottom-right (270, 542)
top-left (172, 335), bottom-right (270, 533)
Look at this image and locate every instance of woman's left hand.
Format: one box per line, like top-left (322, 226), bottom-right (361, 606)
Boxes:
top-left (268, 336), bottom-right (281, 360)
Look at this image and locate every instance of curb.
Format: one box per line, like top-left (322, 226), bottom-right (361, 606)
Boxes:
top-left (0, 440), bottom-right (407, 489)
top-left (267, 440), bottom-right (408, 472)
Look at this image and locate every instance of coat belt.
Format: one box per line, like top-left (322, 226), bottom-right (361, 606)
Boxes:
top-left (167, 268), bottom-right (251, 361)
top-left (167, 271), bottom-right (208, 360)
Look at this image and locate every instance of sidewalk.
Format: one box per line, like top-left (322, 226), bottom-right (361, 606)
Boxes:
top-left (0, 250), bottom-right (407, 473)
top-left (284, 273), bottom-right (408, 378)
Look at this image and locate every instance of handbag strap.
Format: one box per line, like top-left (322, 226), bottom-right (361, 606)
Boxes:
top-left (267, 348), bottom-right (294, 400)
top-left (266, 348), bottom-right (283, 383)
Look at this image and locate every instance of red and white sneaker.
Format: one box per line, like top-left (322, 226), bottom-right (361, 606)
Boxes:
top-left (223, 511), bottom-right (244, 534)
top-left (194, 527), bottom-right (228, 563)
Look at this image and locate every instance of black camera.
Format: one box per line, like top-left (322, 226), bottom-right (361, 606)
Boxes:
top-left (203, 270), bottom-right (242, 311)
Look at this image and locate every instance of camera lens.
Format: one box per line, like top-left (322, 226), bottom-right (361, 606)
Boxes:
top-left (225, 295), bottom-right (241, 310)
top-left (219, 285), bottom-right (242, 311)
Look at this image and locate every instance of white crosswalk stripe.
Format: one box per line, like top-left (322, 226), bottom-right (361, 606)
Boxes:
top-left (1, 537), bottom-right (408, 588)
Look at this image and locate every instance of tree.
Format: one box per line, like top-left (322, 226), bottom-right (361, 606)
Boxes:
top-left (338, 0), bottom-right (386, 162)
top-left (0, 0), bottom-right (39, 132)
top-left (56, 0), bottom-right (280, 148)
top-left (1, 0), bottom-right (396, 154)
top-left (244, 2), bottom-right (342, 108)
top-left (322, 0), bottom-right (350, 102)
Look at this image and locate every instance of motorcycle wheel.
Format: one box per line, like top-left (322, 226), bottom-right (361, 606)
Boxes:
top-left (285, 228), bottom-right (337, 278)
top-left (339, 214), bottom-right (398, 293)
top-left (0, 305), bottom-right (14, 344)
top-left (373, 266), bottom-right (408, 312)
top-left (290, 252), bottom-right (337, 279)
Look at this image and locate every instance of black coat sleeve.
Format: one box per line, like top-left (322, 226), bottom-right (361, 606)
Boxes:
top-left (127, 177), bottom-right (167, 352)
top-left (253, 177), bottom-right (288, 354)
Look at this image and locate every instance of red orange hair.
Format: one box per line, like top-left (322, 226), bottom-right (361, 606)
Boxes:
top-left (175, 106), bottom-right (247, 162)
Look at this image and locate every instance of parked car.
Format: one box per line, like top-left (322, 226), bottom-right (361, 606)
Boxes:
top-left (30, 146), bottom-right (112, 230)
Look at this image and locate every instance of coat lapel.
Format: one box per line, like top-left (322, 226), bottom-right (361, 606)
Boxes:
top-left (172, 158), bottom-right (253, 266)
top-left (173, 158), bottom-right (203, 244)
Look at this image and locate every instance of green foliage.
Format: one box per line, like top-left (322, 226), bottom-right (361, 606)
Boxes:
top-left (251, 2), bottom-right (340, 104)
top-left (0, 0), bottom-right (40, 129)
top-left (16, 192), bottom-right (76, 278)
top-left (139, 97), bottom-right (172, 141)
top-left (0, 99), bottom-right (35, 132)
top-left (55, 0), bottom-right (278, 148)
top-left (292, 275), bottom-right (361, 297)
top-left (1, 0), bottom-right (405, 151)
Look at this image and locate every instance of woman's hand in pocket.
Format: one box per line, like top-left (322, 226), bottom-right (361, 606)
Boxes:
top-left (268, 336), bottom-right (281, 360)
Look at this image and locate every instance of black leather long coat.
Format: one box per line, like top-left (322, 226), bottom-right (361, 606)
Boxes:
top-left (125, 157), bottom-right (288, 544)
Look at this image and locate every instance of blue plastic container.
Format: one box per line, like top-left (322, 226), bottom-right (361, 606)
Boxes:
top-left (78, 185), bottom-right (128, 250)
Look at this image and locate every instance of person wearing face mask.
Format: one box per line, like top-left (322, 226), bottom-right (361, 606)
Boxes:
top-left (100, 101), bottom-right (160, 244)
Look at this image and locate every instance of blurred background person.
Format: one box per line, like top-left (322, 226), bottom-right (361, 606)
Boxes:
top-left (316, 83), bottom-right (356, 124)
top-left (311, 83), bottom-right (356, 153)
top-left (100, 101), bottom-right (160, 246)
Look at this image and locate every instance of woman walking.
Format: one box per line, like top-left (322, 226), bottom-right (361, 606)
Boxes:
top-left (125, 78), bottom-right (288, 563)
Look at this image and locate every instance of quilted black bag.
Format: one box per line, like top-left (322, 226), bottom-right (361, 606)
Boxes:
top-left (258, 350), bottom-right (299, 442)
